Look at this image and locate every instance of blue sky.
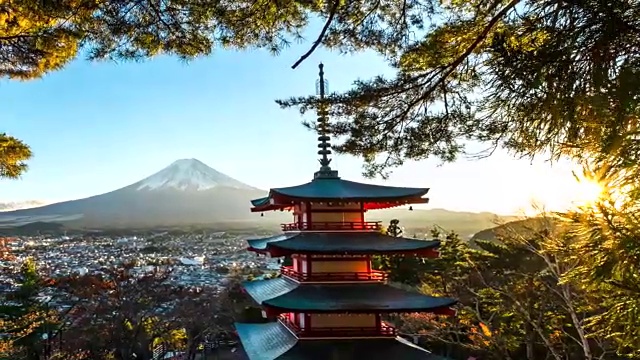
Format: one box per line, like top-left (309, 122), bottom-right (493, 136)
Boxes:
top-left (1, 38), bottom-right (587, 214)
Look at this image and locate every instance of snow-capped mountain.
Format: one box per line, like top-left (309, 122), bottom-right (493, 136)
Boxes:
top-left (135, 159), bottom-right (257, 191)
top-left (0, 159), bottom-right (274, 228)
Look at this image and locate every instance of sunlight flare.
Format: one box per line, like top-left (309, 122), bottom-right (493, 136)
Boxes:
top-left (571, 176), bottom-right (605, 207)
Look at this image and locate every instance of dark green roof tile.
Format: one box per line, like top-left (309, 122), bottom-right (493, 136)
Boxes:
top-left (247, 232), bottom-right (440, 254)
top-left (242, 279), bottom-right (457, 313)
top-left (243, 277), bottom-right (298, 305)
top-left (251, 197), bottom-right (271, 207)
top-left (270, 178), bottom-right (429, 201)
top-left (235, 322), bottom-right (449, 360)
top-left (246, 234), bottom-right (296, 251)
top-left (235, 322), bottom-right (297, 360)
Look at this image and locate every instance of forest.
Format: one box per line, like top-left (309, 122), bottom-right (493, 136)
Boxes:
top-left (2, 0), bottom-right (639, 359)
top-left (379, 219), bottom-right (637, 360)
top-left (0, 254), bottom-right (265, 360)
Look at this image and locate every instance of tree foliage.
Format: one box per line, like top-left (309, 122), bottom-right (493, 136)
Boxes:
top-left (47, 266), bottom-right (254, 360)
top-left (0, 133), bottom-right (31, 179)
top-left (0, 257), bottom-right (61, 360)
top-left (393, 225), bottom-right (620, 360)
top-left (55, 268), bottom-right (191, 360)
top-left (374, 219), bottom-right (430, 286)
top-left (277, 0), bottom-right (640, 178)
top-left (0, 0), bottom-right (420, 80)
top-left (560, 163), bottom-right (640, 357)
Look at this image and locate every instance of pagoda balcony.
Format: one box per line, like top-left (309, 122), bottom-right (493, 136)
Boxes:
top-left (278, 315), bottom-right (397, 338)
top-left (281, 221), bottom-right (382, 232)
top-left (281, 266), bottom-right (387, 282)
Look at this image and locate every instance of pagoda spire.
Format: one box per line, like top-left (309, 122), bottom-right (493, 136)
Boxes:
top-left (314, 63), bottom-right (339, 179)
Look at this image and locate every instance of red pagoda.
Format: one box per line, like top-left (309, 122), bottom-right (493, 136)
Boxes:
top-left (234, 64), bottom-right (457, 360)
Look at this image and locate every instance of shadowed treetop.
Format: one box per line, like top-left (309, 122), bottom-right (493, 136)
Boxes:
top-left (0, 0), bottom-right (425, 80)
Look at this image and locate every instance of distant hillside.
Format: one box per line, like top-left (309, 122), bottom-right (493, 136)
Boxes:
top-left (471, 217), bottom-right (562, 242)
top-left (247, 208), bottom-right (515, 239)
top-left (369, 208), bottom-right (516, 238)
top-left (0, 221), bottom-right (66, 236)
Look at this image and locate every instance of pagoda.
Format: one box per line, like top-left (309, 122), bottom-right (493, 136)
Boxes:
top-left (234, 64), bottom-right (457, 360)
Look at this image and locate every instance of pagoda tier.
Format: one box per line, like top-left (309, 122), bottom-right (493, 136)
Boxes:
top-left (242, 277), bottom-right (456, 315)
top-left (235, 322), bottom-right (449, 360)
top-left (250, 178), bottom-right (429, 212)
top-left (246, 232), bottom-right (440, 258)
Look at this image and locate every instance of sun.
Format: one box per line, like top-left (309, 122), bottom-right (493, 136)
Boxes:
top-left (571, 178), bottom-right (605, 207)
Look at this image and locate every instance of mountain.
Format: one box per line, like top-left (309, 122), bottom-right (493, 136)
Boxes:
top-left (0, 200), bottom-right (48, 212)
top-left (368, 208), bottom-right (516, 239)
top-left (0, 159), bottom-right (269, 228)
top-left (470, 217), bottom-right (561, 242)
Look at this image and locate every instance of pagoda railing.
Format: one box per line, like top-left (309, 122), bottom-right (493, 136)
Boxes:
top-left (278, 315), bottom-right (397, 338)
top-left (281, 266), bottom-right (387, 282)
top-left (281, 221), bottom-right (382, 232)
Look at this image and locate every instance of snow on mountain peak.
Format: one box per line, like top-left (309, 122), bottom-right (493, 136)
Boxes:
top-left (135, 158), bottom-right (256, 191)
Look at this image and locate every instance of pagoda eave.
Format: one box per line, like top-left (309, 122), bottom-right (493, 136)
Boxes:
top-left (235, 322), bottom-right (451, 360)
top-left (269, 192), bottom-right (430, 206)
top-left (268, 178), bottom-right (430, 203)
top-left (246, 233), bottom-right (441, 258)
top-left (251, 202), bottom-right (427, 213)
top-left (262, 304), bottom-right (457, 316)
top-left (253, 246), bottom-right (439, 258)
top-left (251, 204), bottom-right (292, 213)
top-left (364, 197), bottom-right (429, 210)
top-left (242, 278), bottom-right (457, 315)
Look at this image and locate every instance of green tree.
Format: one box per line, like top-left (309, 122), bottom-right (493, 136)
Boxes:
top-left (562, 164), bottom-right (640, 357)
top-left (55, 268), bottom-right (184, 360)
top-left (278, 0), bottom-right (640, 179)
top-left (0, 133), bottom-right (31, 179)
top-left (0, 258), bottom-right (60, 360)
top-left (374, 219), bottom-right (427, 286)
top-left (396, 226), bottom-right (612, 360)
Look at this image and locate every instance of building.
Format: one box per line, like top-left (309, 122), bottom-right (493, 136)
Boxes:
top-left (234, 64), bottom-right (457, 359)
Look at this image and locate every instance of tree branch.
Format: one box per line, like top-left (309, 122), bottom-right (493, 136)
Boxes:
top-left (418, 0), bottom-right (521, 101)
top-left (291, 0), bottom-right (340, 69)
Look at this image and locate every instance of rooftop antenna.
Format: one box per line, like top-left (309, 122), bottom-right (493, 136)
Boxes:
top-left (314, 63), bottom-right (339, 179)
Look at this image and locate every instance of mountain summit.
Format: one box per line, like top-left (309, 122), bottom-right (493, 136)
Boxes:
top-left (0, 159), bottom-right (268, 228)
top-left (134, 158), bottom-right (257, 192)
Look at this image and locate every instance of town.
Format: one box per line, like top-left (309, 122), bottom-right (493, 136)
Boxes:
top-left (1, 231), bottom-right (280, 290)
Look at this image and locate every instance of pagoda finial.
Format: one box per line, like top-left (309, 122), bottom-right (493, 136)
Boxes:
top-left (314, 63), bottom-right (339, 179)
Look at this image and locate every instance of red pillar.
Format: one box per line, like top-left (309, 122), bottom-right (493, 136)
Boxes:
top-left (305, 202), bottom-right (312, 229)
top-left (304, 313), bottom-right (311, 335)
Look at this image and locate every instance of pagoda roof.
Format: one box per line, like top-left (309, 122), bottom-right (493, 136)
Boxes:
top-left (247, 232), bottom-right (440, 256)
top-left (235, 322), bottom-right (449, 360)
top-left (242, 277), bottom-right (457, 313)
top-left (250, 178), bottom-right (429, 212)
